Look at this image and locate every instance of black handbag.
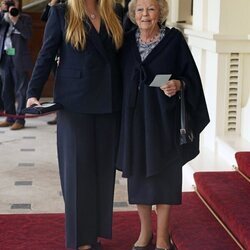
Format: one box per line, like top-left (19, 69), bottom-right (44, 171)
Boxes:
top-left (179, 81), bottom-right (194, 145)
top-left (22, 102), bottom-right (63, 115)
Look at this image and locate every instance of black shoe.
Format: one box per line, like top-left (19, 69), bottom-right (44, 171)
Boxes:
top-left (133, 246), bottom-right (154, 250)
top-left (47, 118), bottom-right (57, 125)
top-left (155, 233), bottom-right (176, 250)
top-left (92, 241), bottom-right (102, 250)
top-left (132, 235), bottom-right (154, 250)
top-left (155, 243), bottom-right (175, 250)
top-left (78, 241), bottom-right (102, 250)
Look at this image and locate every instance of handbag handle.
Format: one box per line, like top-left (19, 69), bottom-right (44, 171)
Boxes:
top-left (180, 80), bottom-right (186, 136)
top-left (179, 80), bottom-right (194, 145)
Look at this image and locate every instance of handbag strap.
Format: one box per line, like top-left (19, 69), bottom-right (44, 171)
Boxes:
top-left (180, 80), bottom-right (186, 135)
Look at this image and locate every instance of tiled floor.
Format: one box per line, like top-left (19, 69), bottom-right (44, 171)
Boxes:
top-left (0, 109), bottom-right (136, 214)
top-left (0, 104), bottom-right (236, 214)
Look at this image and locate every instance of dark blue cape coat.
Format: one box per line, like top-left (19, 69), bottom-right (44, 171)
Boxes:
top-left (116, 27), bottom-right (210, 178)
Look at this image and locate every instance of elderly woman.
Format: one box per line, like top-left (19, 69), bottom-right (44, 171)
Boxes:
top-left (116, 0), bottom-right (209, 250)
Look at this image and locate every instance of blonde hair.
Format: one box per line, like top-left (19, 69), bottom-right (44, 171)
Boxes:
top-left (65, 0), bottom-right (123, 50)
top-left (128, 0), bottom-right (169, 24)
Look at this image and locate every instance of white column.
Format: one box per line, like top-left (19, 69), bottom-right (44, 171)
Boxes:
top-left (184, 0), bottom-right (250, 159)
top-left (168, 0), bottom-right (179, 24)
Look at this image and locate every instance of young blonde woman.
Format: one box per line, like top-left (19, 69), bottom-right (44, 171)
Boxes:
top-left (26, 0), bottom-right (123, 249)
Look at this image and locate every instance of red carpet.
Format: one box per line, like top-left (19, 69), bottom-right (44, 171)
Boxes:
top-left (169, 192), bottom-right (239, 250)
top-left (0, 211), bottom-right (156, 250)
top-left (235, 151), bottom-right (250, 178)
top-left (194, 172), bottom-right (250, 249)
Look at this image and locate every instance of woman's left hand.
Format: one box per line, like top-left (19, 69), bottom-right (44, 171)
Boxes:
top-left (160, 79), bottom-right (181, 97)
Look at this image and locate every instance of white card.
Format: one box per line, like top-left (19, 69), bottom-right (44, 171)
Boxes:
top-left (41, 102), bottom-right (56, 108)
top-left (149, 74), bottom-right (172, 87)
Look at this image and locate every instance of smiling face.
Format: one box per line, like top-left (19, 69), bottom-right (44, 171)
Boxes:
top-left (135, 0), bottom-right (160, 33)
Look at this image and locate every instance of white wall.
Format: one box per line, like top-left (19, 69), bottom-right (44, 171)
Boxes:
top-left (219, 0), bottom-right (250, 35)
top-left (241, 54), bottom-right (250, 141)
top-left (168, 0), bottom-right (250, 162)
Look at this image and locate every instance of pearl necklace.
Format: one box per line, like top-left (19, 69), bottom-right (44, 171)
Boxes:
top-left (140, 32), bottom-right (160, 44)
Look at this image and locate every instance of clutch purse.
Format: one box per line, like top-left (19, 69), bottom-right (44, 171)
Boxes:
top-left (22, 102), bottom-right (63, 115)
top-left (179, 81), bottom-right (194, 145)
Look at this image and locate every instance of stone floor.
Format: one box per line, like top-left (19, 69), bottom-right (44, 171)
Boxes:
top-left (0, 110), bottom-right (135, 214)
top-left (0, 103), bottom-right (236, 214)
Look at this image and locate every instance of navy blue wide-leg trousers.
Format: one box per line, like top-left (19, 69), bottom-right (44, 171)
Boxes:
top-left (57, 110), bottom-right (120, 249)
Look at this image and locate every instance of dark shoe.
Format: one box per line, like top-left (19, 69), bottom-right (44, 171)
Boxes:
top-left (132, 235), bottom-right (154, 250)
top-left (47, 118), bottom-right (57, 125)
top-left (133, 244), bottom-right (154, 250)
top-left (92, 241), bottom-right (102, 250)
top-left (155, 243), bottom-right (175, 250)
top-left (10, 122), bottom-right (24, 130)
top-left (78, 246), bottom-right (92, 250)
top-left (0, 120), bottom-right (14, 127)
top-left (78, 241), bottom-right (102, 250)
top-left (133, 246), bottom-right (154, 250)
top-left (155, 234), bottom-right (175, 250)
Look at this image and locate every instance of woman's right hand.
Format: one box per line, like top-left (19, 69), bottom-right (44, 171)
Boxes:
top-left (160, 79), bottom-right (181, 97)
top-left (26, 97), bottom-right (41, 107)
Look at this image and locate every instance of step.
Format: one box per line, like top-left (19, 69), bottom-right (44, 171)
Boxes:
top-left (194, 171), bottom-right (250, 249)
top-left (169, 192), bottom-right (239, 250)
top-left (235, 151), bottom-right (250, 178)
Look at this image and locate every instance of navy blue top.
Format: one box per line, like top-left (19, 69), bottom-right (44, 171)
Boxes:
top-left (27, 4), bottom-right (122, 114)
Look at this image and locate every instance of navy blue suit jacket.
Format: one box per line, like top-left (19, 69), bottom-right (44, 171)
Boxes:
top-left (27, 5), bottom-right (122, 114)
top-left (0, 12), bottom-right (33, 72)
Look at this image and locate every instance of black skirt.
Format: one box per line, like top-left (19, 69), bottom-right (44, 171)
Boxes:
top-left (127, 159), bottom-right (182, 205)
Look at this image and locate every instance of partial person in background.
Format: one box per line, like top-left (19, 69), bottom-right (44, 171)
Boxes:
top-left (114, 0), bottom-right (133, 31)
top-left (123, 0), bottom-right (135, 31)
top-left (117, 0), bottom-right (209, 249)
top-left (0, 0), bottom-right (32, 130)
top-left (0, 77), bottom-right (4, 112)
top-left (0, 4), bottom-right (3, 112)
top-left (124, 0), bottom-right (130, 13)
top-left (41, 0), bottom-right (59, 125)
top-left (41, 0), bottom-right (60, 22)
top-left (26, 0), bottom-right (123, 249)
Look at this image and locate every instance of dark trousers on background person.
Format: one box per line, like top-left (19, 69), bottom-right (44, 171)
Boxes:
top-left (0, 54), bottom-right (29, 125)
top-left (57, 110), bottom-right (120, 249)
top-left (0, 76), bottom-right (4, 111)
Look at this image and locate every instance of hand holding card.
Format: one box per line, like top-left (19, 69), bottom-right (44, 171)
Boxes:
top-left (149, 74), bottom-right (172, 87)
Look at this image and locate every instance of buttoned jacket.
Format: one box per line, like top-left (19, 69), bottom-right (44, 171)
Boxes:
top-left (27, 5), bottom-right (123, 114)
